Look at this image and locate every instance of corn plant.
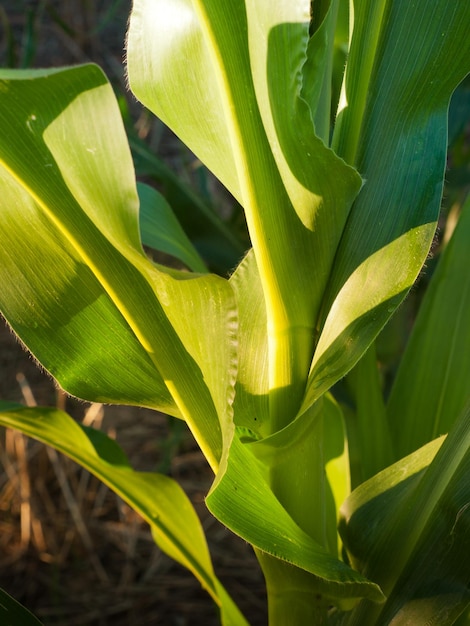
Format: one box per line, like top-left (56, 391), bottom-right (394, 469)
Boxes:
top-left (0, 0), bottom-right (470, 624)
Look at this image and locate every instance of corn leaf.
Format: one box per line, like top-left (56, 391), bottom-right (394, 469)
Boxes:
top-left (129, 133), bottom-right (247, 274)
top-left (229, 250), bottom-right (269, 434)
top-left (0, 588), bottom-right (43, 626)
top-left (344, 343), bottom-right (394, 484)
top-left (127, 0), bottom-right (362, 427)
top-left (137, 181), bottom-right (207, 272)
top-left (387, 193), bottom-right (470, 459)
top-left (224, 252), bottom-right (358, 602)
top-left (0, 65), bottom-right (237, 471)
top-left (302, 0), bottom-right (470, 410)
top-left (0, 402), bottom-right (248, 626)
top-left (338, 402), bottom-right (470, 624)
top-left (206, 411), bottom-right (383, 606)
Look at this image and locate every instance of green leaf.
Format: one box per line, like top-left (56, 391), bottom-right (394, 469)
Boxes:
top-left (455, 606), bottom-right (470, 626)
top-left (0, 68), bottom-right (176, 414)
top-left (127, 0), bottom-right (243, 205)
top-left (247, 398), bottom-right (345, 556)
top-left (0, 403), bottom-right (248, 626)
top-left (0, 587), bottom-right (43, 626)
top-left (129, 133), bottom-right (247, 274)
top-left (302, 0), bottom-right (470, 410)
top-left (0, 65), bottom-right (237, 471)
top-left (206, 405), bottom-right (382, 607)
top-left (137, 182), bottom-right (207, 272)
top-left (229, 256), bottom-right (353, 604)
top-left (344, 343), bottom-right (394, 485)
top-left (127, 0), bottom-right (362, 428)
top-left (448, 77), bottom-right (470, 148)
top-left (229, 250), bottom-right (270, 434)
top-left (323, 395), bottom-right (351, 557)
top-left (338, 402), bottom-right (470, 624)
top-left (302, 0), bottom-right (341, 142)
top-left (387, 193), bottom-right (470, 459)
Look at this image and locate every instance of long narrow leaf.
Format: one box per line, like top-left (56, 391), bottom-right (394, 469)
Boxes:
top-left (127, 0), bottom-right (362, 427)
top-left (227, 251), bottom-right (353, 595)
top-left (344, 343), bottom-right (394, 484)
top-left (301, 0), bottom-right (470, 411)
top-left (229, 250), bottom-right (269, 434)
top-left (0, 588), bottom-right (43, 626)
top-left (387, 193), bottom-right (470, 459)
top-left (137, 181), bottom-right (208, 272)
top-left (0, 65), bottom-right (237, 471)
top-left (130, 133), bottom-right (246, 273)
top-left (0, 403), bottom-right (248, 626)
top-left (206, 421), bottom-right (383, 607)
top-left (338, 402), bottom-right (470, 624)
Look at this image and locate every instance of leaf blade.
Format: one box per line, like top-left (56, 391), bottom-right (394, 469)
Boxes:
top-left (339, 403), bottom-right (470, 624)
top-left (206, 424), bottom-right (383, 606)
top-left (0, 403), bottom-right (248, 625)
top-left (137, 182), bottom-right (207, 272)
top-left (0, 65), bottom-right (237, 470)
top-left (127, 0), bottom-right (362, 427)
top-left (387, 193), bottom-right (470, 458)
top-left (302, 0), bottom-right (470, 410)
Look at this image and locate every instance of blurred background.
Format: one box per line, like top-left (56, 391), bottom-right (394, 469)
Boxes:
top-left (0, 1), bottom-right (261, 624)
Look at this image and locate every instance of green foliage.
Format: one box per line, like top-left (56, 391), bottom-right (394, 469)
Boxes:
top-left (0, 0), bottom-right (469, 624)
top-left (0, 586), bottom-right (44, 626)
top-left (0, 402), bottom-right (246, 625)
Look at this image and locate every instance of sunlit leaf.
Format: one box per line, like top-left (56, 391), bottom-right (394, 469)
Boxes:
top-left (127, 0), bottom-right (362, 426)
top-left (0, 65), bottom-right (237, 471)
top-left (302, 0), bottom-right (470, 411)
top-left (0, 402), bottom-right (248, 626)
top-left (229, 250), bottom-right (269, 434)
top-left (207, 407), bottom-right (381, 607)
top-left (338, 402), bottom-right (470, 624)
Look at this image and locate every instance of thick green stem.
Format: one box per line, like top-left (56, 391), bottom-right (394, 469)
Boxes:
top-left (268, 400), bottom-right (338, 552)
top-left (193, 2), bottom-right (319, 432)
top-left (256, 551), bottom-right (330, 626)
top-left (268, 326), bottom-right (314, 433)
